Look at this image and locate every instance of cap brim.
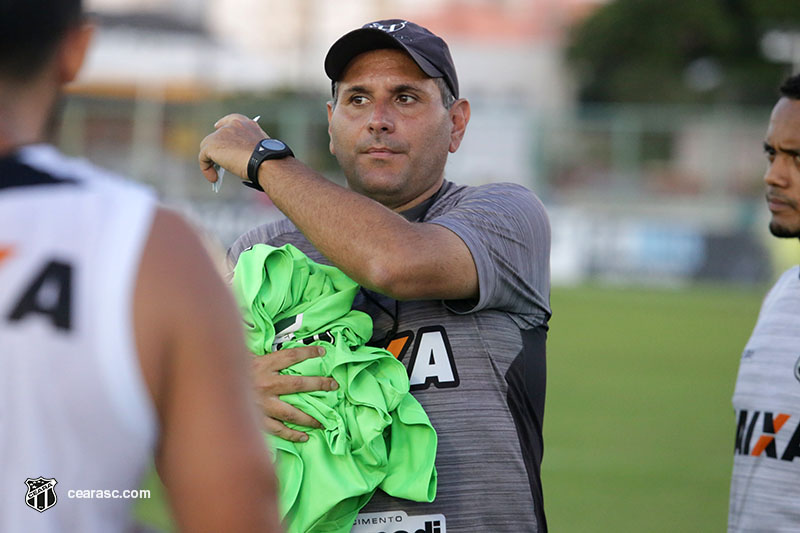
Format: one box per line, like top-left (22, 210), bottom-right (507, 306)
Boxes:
top-left (324, 27), bottom-right (445, 83)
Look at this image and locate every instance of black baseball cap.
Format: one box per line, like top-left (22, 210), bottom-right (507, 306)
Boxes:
top-left (324, 19), bottom-right (459, 99)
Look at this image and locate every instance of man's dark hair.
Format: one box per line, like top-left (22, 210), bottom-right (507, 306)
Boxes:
top-left (0, 0), bottom-right (83, 80)
top-left (779, 73), bottom-right (800, 100)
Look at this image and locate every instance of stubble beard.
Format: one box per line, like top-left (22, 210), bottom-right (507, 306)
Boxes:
top-left (769, 220), bottom-right (800, 239)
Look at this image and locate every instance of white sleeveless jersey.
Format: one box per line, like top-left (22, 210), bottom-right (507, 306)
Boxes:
top-left (0, 145), bottom-right (158, 532)
top-left (729, 265), bottom-right (800, 532)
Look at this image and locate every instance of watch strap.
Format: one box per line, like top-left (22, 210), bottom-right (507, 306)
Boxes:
top-left (245, 138), bottom-right (294, 191)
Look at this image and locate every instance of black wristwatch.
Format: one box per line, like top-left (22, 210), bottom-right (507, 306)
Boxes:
top-left (244, 138), bottom-right (294, 191)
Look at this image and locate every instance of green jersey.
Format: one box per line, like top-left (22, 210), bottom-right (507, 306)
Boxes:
top-left (233, 243), bottom-right (437, 533)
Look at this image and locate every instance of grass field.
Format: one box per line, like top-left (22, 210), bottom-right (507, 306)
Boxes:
top-left (138, 282), bottom-right (769, 532)
top-left (542, 283), bottom-right (767, 532)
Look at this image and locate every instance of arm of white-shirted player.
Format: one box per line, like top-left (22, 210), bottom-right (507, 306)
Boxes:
top-left (134, 208), bottom-right (282, 532)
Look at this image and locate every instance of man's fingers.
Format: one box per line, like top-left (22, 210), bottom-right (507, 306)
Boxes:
top-left (258, 374), bottom-right (338, 395)
top-left (214, 113), bottom-right (267, 139)
top-left (248, 344), bottom-right (335, 447)
top-left (198, 135), bottom-right (220, 184)
top-left (198, 115), bottom-right (266, 181)
top-left (262, 417), bottom-right (310, 443)
top-left (265, 345), bottom-right (327, 371)
top-left (249, 346), bottom-right (335, 394)
top-left (199, 161), bottom-right (219, 184)
top-left (214, 112), bottom-right (249, 129)
top-left (260, 397), bottom-right (323, 429)
top-left (258, 396), bottom-right (323, 442)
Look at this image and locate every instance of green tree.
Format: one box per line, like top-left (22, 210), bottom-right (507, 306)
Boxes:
top-left (567, 0), bottom-right (800, 104)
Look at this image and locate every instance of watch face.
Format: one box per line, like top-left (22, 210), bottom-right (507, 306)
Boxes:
top-left (260, 139), bottom-right (286, 151)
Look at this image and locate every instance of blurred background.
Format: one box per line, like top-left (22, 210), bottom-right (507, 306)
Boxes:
top-left (64, 0), bottom-right (800, 531)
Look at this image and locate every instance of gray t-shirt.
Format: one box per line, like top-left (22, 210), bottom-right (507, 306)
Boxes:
top-left (229, 180), bottom-right (552, 532)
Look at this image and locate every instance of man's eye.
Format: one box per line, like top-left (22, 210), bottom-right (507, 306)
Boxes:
top-left (350, 95), bottom-right (368, 105)
top-left (397, 94), bottom-right (416, 104)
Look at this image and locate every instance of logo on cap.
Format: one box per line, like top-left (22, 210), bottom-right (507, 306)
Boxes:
top-left (368, 21), bottom-right (407, 33)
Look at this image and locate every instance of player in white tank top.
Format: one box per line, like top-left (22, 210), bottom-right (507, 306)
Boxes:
top-left (0, 1), bottom-right (282, 531)
top-left (728, 73), bottom-right (800, 532)
top-left (0, 144), bottom-right (160, 531)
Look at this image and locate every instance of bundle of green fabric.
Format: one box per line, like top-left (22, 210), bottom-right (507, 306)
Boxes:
top-left (232, 243), bottom-right (437, 533)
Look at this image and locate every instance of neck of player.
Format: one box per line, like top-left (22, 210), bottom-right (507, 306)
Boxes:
top-left (0, 75), bottom-right (58, 157)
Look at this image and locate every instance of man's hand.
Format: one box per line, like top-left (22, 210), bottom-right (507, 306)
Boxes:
top-left (251, 345), bottom-right (339, 442)
top-left (198, 113), bottom-right (270, 185)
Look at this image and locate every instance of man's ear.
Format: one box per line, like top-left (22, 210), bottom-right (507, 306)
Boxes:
top-left (326, 101), bottom-right (336, 156)
top-left (58, 23), bottom-right (94, 84)
top-left (448, 98), bottom-right (471, 153)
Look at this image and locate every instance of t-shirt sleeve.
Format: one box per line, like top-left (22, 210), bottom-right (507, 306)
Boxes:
top-left (428, 183), bottom-right (551, 324)
top-left (227, 228), bottom-right (262, 269)
top-left (226, 218), bottom-right (293, 270)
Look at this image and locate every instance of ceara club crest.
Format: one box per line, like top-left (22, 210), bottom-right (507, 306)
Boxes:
top-left (25, 477), bottom-right (58, 513)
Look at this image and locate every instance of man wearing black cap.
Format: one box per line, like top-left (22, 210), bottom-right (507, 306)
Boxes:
top-left (200, 19), bottom-right (551, 532)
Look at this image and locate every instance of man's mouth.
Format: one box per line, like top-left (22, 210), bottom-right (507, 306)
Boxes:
top-left (362, 146), bottom-right (402, 159)
top-left (766, 193), bottom-right (797, 212)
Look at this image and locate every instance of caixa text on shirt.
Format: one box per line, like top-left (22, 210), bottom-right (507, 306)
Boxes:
top-left (735, 409), bottom-right (800, 461)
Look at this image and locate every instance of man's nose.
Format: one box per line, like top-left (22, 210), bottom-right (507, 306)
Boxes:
top-left (367, 100), bottom-right (395, 134)
top-left (765, 154), bottom-right (791, 188)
